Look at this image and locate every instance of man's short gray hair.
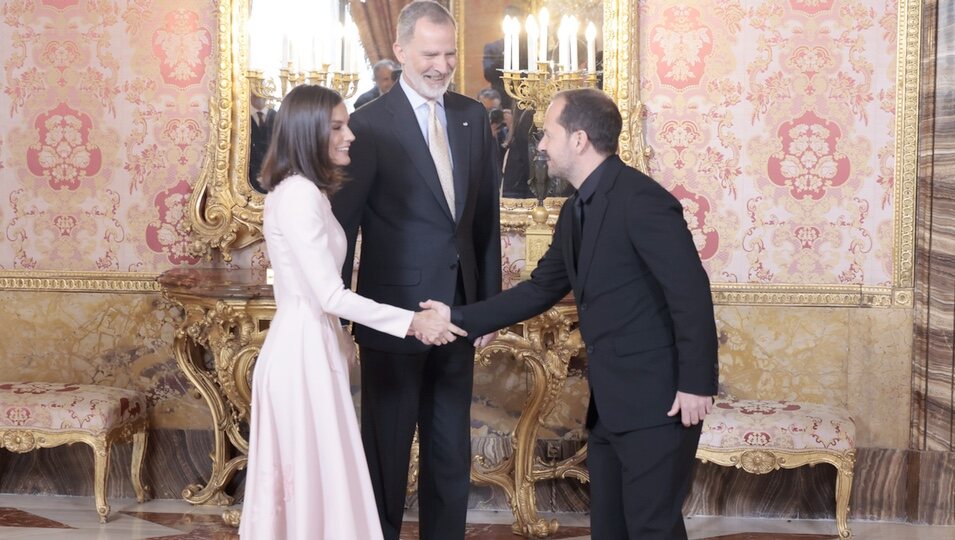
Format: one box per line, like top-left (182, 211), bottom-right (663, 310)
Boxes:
top-left (373, 59), bottom-right (399, 77)
top-left (396, 1), bottom-right (456, 45)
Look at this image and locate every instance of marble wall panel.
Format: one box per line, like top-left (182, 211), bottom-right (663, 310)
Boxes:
top-left (918, 451), bottom-right (955, 524)
top-left (0, 291), bottom-right (210, 429)
top-left (0, 429), bottom-right (215, 500)
top-left (714, 306), bottom-right (850, 407)
top-left (913, 0), bottom-right (955, 454)
top-left (847, 309), bottom-right (913, 448)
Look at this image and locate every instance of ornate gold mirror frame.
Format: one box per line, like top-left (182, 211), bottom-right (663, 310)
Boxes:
top-left (186, 0), bottom-right (646, 262)
top-left (184, 0), bottom-right (919, 308)
top-left (187, 0), bottom-right (260, 262)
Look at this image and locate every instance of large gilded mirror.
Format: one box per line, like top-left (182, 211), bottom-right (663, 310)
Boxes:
top-left (188, 0), bottom-right (645, 260)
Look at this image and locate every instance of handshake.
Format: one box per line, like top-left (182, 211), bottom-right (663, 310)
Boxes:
top-left (408, 300), bottom-right (461, 345)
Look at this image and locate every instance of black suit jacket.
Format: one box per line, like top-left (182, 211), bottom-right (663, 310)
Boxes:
top-left (353, 86), bottom-right (381, 109)
top-left (334, 83), bottom-right (502, 354)
top-left (455, 156), bottom-right (718, 432)
top-left (249, 109), bottom-right (275, 194)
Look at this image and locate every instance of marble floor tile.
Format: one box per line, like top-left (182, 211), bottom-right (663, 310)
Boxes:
top-left (0, 496), bottom-right (953, 539)
top-left (0, 508), bottom-right (71, 528)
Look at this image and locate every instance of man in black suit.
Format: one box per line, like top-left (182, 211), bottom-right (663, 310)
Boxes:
top-left (354, 59), bottom-right (399, 109)
top-left (427, 88), bottom-right (719, 539)
top-left (331, 2), bottom-right (501, 539)
top-left (248, 94), bottom-right (274, 193)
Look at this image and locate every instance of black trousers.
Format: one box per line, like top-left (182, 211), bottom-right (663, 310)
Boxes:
top-left (359, 288), bottom-right (475, 540)
top-left (588, 417), bottom-right (702, 540)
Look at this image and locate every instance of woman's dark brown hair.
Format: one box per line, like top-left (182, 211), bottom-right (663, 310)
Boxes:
top-left (259, 85), bottom-right (345, 193)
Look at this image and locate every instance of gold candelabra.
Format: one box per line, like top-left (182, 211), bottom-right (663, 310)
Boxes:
top-left (501, 62), bottom-right (599, 128)
top-left (501, 62), bottom-right (599, 278)
top-left (247, 64), bottom-right (360, 102)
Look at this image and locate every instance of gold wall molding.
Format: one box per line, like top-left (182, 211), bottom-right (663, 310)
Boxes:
top-left (0, 271), bottom-right (161, 293)
top-left (894, 0), bottom-right (921, 290)
top-left (711, 284), bottom-right (912, 308)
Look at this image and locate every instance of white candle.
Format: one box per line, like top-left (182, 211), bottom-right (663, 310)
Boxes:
top-left (316, 32), bottom-right (325, 70)
top-left (585, 23), bottom-right (596, 74)
top-left (538, 8), bottom-right (549, 64)
top-left (348, 20), bottom-right (356, 73)
top-left (526, 15), bottom-right (538, 71)
top-left (511, 18), bottom-right (521, 71)
top-left (502, 16), bottom-right (512, 71)
top-left (281, 33), bottom-right (290, 66)
top-left (333, 23), bottom-right (342, 71)
top-left (557, 17), bottom-right (566, 72)
top-left (570, 17), bottom-right (579, 72)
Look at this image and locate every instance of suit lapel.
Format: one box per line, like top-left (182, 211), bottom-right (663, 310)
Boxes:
top-left (385, 87), bottom-right (455, 224)
top-left (444, 98), bottom-right (470, 224)
top-left (574, 158), bottom-right (624, 300)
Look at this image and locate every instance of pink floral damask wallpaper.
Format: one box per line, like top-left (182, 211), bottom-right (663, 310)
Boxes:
top-left (0, 0), bottom-right (215, 271)
top-left (641, 0), bottom-right (898, 286)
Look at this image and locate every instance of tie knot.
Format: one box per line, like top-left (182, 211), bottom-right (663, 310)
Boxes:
top-left (427, 100), bottom-right (437, 113)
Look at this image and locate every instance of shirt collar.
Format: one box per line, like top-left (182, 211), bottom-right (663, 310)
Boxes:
top-left (576, 155), bottom-right (614, 204)
top-left (400, 75), bottom-right (445, 110)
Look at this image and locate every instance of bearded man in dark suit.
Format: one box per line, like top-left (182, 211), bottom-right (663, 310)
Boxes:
top-left (331, 2), bottom-right (501, 539)
top-left (426, 88), bottom-right (719, 540)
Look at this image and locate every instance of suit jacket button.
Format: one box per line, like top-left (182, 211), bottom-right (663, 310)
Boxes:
top-left (449, 262), bottom-right (458, 270)
top-left (580, 303), bottom-right (588, 311)
top-left (586, 345), bottom-right (594, 354)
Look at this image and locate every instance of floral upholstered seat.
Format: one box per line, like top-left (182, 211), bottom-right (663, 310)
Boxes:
top-left (697, 398), bottom-right (856, 539)
top-left (0, 382), bottom-right (150, 522)
top-left (699, 399), bottom-right (855, 452)
top-left (0, 382), bottom-right (146, 435)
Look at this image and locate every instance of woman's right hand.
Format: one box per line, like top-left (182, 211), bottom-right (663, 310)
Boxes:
top-left (409, 304), bottom-right (466, 345)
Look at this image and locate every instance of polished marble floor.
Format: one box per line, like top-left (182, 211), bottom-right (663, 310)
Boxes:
top-left (0, 494), bottom-right (953, 539)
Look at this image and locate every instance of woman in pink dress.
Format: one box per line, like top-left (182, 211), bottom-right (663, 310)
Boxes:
top-left (239, 85), bottom-right (464, 539)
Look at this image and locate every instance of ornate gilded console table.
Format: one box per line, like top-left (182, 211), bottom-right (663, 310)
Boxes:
top-left (158, 269), bottom-right (588, 537)
top-left (471, 298), bottom-right (589, 537)
top-left (158, 268), bottom-right (274, 506)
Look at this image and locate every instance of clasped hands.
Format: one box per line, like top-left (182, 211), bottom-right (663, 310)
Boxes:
top-left (408, 300), bottom-right (496, 347)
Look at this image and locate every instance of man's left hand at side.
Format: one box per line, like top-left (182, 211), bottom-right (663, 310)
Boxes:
top-left (666, 391), bottom-right (715, 427)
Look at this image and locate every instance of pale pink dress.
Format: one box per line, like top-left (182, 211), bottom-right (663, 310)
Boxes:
top-left (240, 175), bottom-right (413, 540)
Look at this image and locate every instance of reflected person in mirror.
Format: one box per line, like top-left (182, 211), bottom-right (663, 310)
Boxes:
top-left (248, 93), bottom-right (275, 194)
top-left (332, 2), bottom-right (502, 539)
top-left (354, 59), bottom-right (400, 110)
top-left (425, 88), bottom-right (719, 540)
top-left (239, 85), bottom-right (465, 540)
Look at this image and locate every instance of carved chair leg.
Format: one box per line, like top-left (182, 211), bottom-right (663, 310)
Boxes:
top-left (91, 439), bottom-right (111, 523)
top-left (834, 461), bottom-right (854, 539)
top-left (131, 428), bottom-right (150, 503)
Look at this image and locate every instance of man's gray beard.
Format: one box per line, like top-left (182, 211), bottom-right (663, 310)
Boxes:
top-left (405, 69), bottom-right (453, 100)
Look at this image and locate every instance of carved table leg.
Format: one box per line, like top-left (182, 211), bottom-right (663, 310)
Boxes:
top-left (173, 334), bottom-right (235, 506)
top-left (471, 307), bottom-right (587, 538)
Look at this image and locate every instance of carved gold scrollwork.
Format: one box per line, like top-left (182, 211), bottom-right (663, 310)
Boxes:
top-left (736, 450), bottom-right (782, 475)
top-left (1, 430), bottom-right (40, 453)
top-left (696, 447), bottom-right (856, 539)
top-left (471, 303), bottom-right (588, 538)
top-left (165, 287), bottom-right (272, 506)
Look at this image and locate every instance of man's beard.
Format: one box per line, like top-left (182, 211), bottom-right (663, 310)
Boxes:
top-left (404, 68), bottom-right (453, 100)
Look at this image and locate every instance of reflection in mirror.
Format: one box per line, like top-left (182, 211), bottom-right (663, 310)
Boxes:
top-left (353, 59), bottom-right (400, 109)
top-left (455, 0), bottom-right (603, 200)
top-left (187, 0), bottom-right (636, 260)
top-left (248, 93), bottom-right (275, 194)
